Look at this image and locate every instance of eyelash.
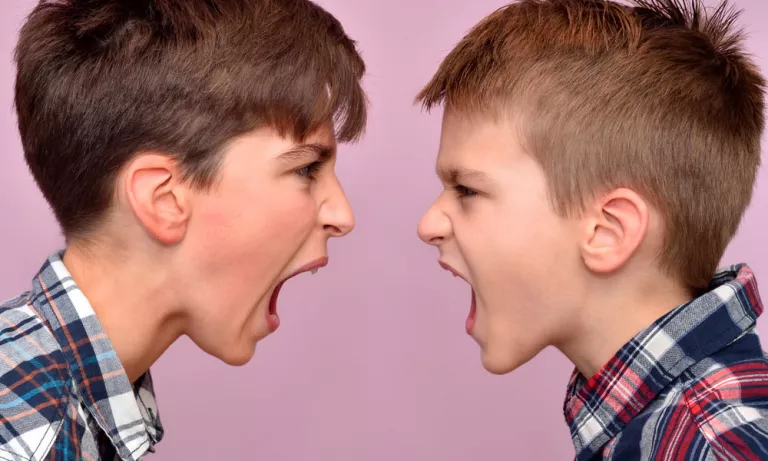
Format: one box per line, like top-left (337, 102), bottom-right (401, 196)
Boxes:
top-left (454, 185), bottom-right (478, 199)
top-left (295, 161), bottom-right (323, 181)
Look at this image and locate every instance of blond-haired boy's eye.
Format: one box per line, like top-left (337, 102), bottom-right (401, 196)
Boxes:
top-left (454, 185), bottom-right (478, 199)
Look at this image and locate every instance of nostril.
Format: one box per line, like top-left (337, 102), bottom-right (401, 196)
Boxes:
top-left (324, 224), bottom-right (343, 236)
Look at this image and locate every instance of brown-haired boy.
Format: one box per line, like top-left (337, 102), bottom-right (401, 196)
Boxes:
top-left (1, 0), bottom-right (366, 459)
top-left (417, 0), bottom-right (767, 459)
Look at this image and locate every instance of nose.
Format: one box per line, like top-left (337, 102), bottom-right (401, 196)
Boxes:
top-left (320, 175), bottom-right (355, 238)
top-left (418, 197), bottom-right (451, 246)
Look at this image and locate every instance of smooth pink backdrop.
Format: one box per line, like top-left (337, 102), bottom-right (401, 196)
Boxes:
top-left (1, 1), bottom-right (766, 459)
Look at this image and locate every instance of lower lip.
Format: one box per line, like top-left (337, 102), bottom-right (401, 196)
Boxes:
top-left (267, 282), bottom-right (284, 332)
top-left (466, 289), bottom-right (476, 335)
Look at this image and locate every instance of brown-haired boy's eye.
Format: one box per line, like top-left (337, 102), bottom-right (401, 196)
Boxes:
top-left (295, 161), bottom-right (323, 181)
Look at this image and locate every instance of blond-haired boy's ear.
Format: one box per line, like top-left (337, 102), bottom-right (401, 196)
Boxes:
top-left (580, 188), bottom-right (649, 274)
top-left (123, 153), bottom-right (191, 245)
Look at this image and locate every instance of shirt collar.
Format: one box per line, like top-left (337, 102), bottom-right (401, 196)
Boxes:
top-left (563, 264), bottom-right (763, 460)
top-left (28, 252), bottom-right (164, 461)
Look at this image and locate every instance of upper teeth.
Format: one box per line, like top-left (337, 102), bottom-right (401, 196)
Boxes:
top-left (310, 268), bottom-right (319, 275)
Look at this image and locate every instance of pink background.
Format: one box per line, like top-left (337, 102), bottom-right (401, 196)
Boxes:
top-left (1, 1), bottom-right (766, 459)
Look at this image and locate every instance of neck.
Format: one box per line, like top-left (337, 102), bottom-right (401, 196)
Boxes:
top-left (557, 272), bottom-right (693, 379)
top-left (63, 241), bottom-right (185, 383)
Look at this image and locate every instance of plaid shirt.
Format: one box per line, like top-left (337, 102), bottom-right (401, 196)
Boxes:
top-left (565, 264), bottom-right (768, 460)
top-left (0, 253), bottom-right (163, 461)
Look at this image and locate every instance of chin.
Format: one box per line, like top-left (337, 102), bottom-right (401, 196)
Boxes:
top-left (480, 352), bottom-right (518, 375)
top-left (190, 326), bottom-right (262, 366)
top-left (197, 336), bottom-right (258, 366)
top-left (217, 345), bottom-right (257, 367)
top-left (480, 343), bottom-right (538, 375)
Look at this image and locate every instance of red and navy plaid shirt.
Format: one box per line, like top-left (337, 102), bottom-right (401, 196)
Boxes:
top-left (0, 253), bottom-right (164, 460)
top-left (565, 264), bottom-right (768, 460)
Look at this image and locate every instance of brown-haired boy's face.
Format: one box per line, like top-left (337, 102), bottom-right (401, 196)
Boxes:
top-left (177, 124), bottom-right (354, 365)
top-left (418, 109), bottom-right (581, 374)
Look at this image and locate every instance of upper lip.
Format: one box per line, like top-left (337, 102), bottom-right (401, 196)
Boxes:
top-left (439, 261), bottom-right (468, 282)
top-left (285, 257), bottom-right (329, 280)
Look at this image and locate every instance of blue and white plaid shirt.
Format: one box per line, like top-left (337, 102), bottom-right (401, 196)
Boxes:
top-left (0, 252), bottom-right (163, 460)
top-left (565, 264), bottom-right (768, 460)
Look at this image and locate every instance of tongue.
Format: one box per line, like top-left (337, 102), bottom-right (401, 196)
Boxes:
top-left (466, 289), bottom-right (476, 335)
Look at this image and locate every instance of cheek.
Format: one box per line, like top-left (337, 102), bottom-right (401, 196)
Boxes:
top-left (461, 200), bottom-right (572, 317)
top-left (249, 193), bottom-right (317, 243)
top-left (191, 189), bottom-right (318, 287)
top-left (455, 202), bottom-right (542, 285)
top-left (209, 186), bottom-right (316, 242)
top-left (484, 196), bottom-right (568, 270)
top-left (183, 190), bottom-right (318, 335)
top-left (272, 204), bottom-right (317, 253)
top-left (239, 200), bottom-right (317, 278)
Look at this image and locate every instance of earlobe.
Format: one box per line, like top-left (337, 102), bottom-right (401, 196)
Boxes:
top-left (124, 154), bottom-right (190, 245)
top-left (581, 189), bottom-right (649, 274)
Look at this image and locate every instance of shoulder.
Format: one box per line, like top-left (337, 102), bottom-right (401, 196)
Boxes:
top-left (0, 293), bottom-right (71, 461)
top-left (675, 336), bottom-right (768, 460)
top-left (611, 334), bottom-right (768, 460)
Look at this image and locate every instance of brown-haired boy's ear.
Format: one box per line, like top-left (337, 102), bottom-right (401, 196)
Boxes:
top-left (580, 188), bottom-right (649, 274)
top-left (123, 154), bottom-right (191, 245)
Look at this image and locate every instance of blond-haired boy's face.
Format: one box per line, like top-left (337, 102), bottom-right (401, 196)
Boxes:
top-left (418, 109), bottom-right (583, 374)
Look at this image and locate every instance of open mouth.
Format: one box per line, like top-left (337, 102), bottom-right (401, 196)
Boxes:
top-left (266, 256), bottom-right (329, 332)
top-left (468, 290), bottom-right (476, 335)
top-left (439, 261), bottom-right (476, 335)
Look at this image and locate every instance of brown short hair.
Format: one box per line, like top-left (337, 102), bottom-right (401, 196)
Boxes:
top-left (417, 0), bottom-right (765, 290)
top-left (15, 0), bottom-right (367, 239)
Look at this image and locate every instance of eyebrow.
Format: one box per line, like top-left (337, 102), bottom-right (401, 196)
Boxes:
top-left (278, 143), bottom-right (335, 164)
top-left (437, 166), bottom-right (491, 185)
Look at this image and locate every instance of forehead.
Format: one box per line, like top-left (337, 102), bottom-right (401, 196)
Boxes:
top-left (301, 122), bottom-right (337, 147)
top-left (436, 109), bottom-right (524, 172)
top-left (227, 122), bottom-right (337, 157)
